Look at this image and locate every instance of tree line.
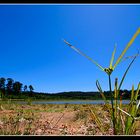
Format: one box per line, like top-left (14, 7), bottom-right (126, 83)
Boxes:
top-left (0, 77), bottom-right (34, 99)
top-left (0, 77), bottom-right (138, 100)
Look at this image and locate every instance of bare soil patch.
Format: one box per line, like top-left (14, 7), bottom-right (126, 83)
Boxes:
top-left (0, 104), bottom-right (139, 135)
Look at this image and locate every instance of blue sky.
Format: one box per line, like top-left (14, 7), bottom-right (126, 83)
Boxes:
top-left (0, 4), bottom-right (140, 93)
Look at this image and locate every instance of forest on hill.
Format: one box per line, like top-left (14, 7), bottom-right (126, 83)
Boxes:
top-left (0, 77), bottom-right (138, 100)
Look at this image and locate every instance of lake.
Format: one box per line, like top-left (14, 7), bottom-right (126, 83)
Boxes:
top-left (14, 100), bottom-right (132, 105)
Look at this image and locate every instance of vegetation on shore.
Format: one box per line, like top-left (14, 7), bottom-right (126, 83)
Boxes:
top-left (0, 77), bottom-right (138, 101)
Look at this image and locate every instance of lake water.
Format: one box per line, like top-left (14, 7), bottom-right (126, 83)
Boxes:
top-left (15, 100), bottom-right (131, 105)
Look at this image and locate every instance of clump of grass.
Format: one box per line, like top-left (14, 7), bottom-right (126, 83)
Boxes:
top-left (0, 112), bottom-right (34, 135)
top-left (64, 27), bottom-right (140, 135)
top-left (73, 105), bottom-right (79, 111)
top-left (64, 103), bottom-right (69, 108)
top-left (0, 103), bottom-right (42, 135)
top-left (25, 98), bottom-right (32, 105)
top-left (73, 109), bottom-right (88, 121)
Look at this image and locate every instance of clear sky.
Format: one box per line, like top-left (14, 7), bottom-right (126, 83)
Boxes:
top-left (0, 4), bottom-right (140, 93)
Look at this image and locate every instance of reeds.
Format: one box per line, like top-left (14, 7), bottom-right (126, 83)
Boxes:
top-left (64, 27), bottom-right (140, 135)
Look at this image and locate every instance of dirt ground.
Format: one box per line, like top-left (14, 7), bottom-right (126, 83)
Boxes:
top-left (0, 104), bottom-right (139, 135)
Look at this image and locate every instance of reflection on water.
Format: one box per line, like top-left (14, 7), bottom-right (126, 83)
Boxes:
top-left (14, 100), bottom-right (131, 105)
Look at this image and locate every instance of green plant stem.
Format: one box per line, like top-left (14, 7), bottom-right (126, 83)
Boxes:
top-left (118, 55), bottom-right (137, 91)
top-left (108, 74), bottom-right (116, 135)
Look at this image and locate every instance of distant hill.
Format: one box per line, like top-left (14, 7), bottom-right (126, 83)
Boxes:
top-left (0, 77), bottom-right (138, 100)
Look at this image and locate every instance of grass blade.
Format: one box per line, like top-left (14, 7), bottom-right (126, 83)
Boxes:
top-left (114, 78), bottom-right (118, 119)
top-left (88, 105), bottom-right (105, 133)
top-left (136, 100), bottom-right (140, 110)
top-left (121, 53), bottom-right (140, 62)
top-left (109, 44), bottom-right (116, 69)
top-left (114, 78), bottom-right (119, 134)
top-left (134, 82), bottom-right (140, 101)
top-left (120, 113), bottom-right (125, 134)
top-left (118, 52), bottom-right (139, 91)
top-left (131, 85), bottom-right (135, 103)
top-left (96, 80), bottom-right (107, 102)
top-left (113, 27), bottom-right (140, 70)
top-left (63, 39), bottom-right (105, 72)
top-left (125, 83), bottom-right (140, 135)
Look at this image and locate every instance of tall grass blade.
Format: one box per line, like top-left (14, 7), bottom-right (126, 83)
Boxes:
top-left (96, 80), bottom-right (111, 113)
top-left (120, 113), bottom-right (125, 134)
top-left (117, 83), bottom-right (124, 134)
top-left (125, 83), bottom-right (140, 135)
top-left (137, 100), bottom-right (140, 110)
top-left (113, 27), bottom-right (140, 70)
top-left (114, 78), bottom-right (119, 134)
top-left (63, 39), bottom-right (105, 72)
top-left (129, 122), bottom-right (137, 135)
top-left (88, 105), bottom-right (105, 133)
top-left (108, 74), bottom-right (117, 135)
top-left (118, 53), bottom-right (138, 91)
top-left (96, 80), bottom-right (107, 103)
top-left (131, 85), bottom-right (135, 103)
top-left (121, 53), bottom-right (140, 62)
top-left (134, 82), bottom-right (140, 101)
top-left (114, 78), bottom-right (118, 118)
top-left (109, 44), bottom-right (116, 69)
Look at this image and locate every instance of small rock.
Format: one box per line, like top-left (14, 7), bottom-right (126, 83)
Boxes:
top-left (37, 129), bottom-right (42, 133)
top-left (19, 117), bottom-right (25, 122)
top-left (0, 120), bottom-right (3, 125)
